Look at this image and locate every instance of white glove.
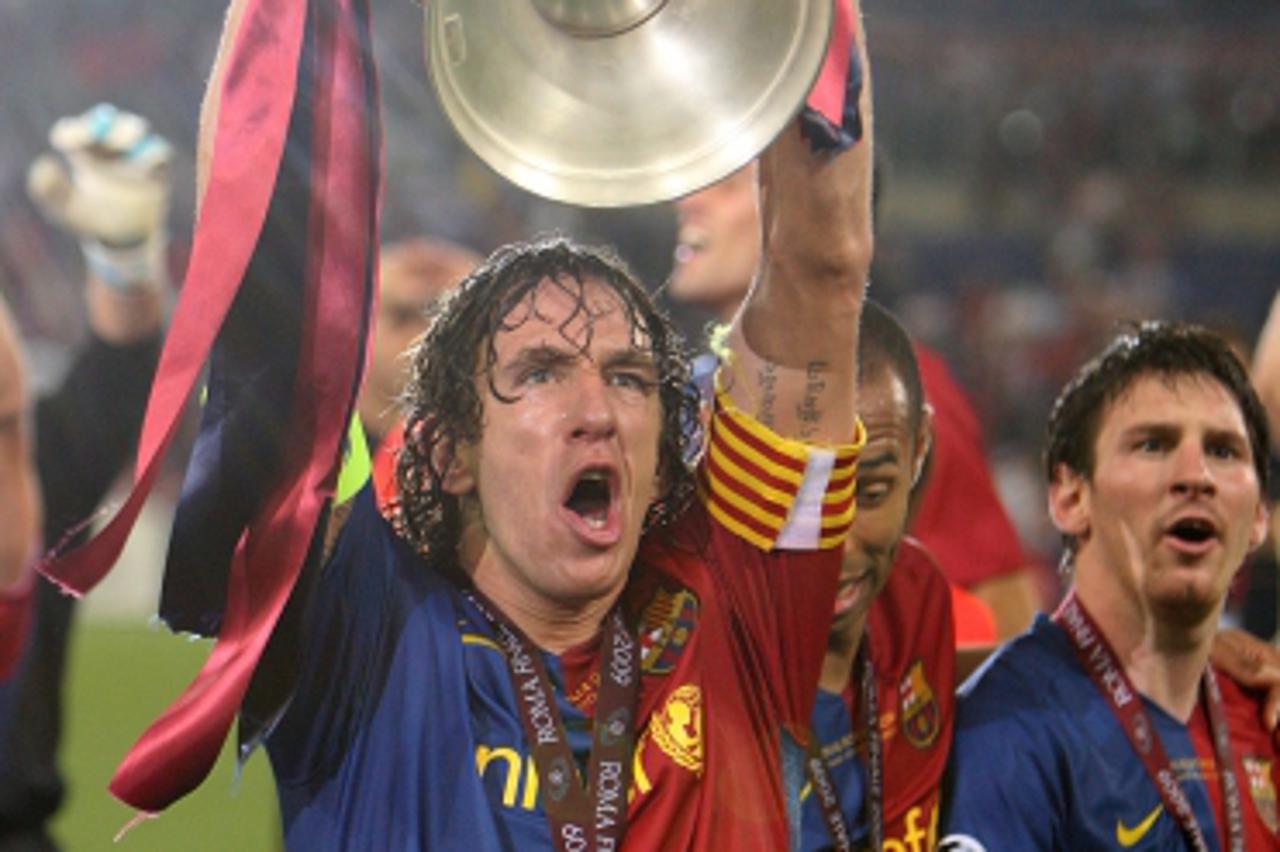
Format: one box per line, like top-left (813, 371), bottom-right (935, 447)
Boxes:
top-left (26, 103), bottom-right (173, 291)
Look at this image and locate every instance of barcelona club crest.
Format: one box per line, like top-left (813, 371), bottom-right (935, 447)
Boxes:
top-left (899, 660), bottom-right (941, 749)
top-left (1244, 756), bottom-right (1279, 834)
top-left (638, 586), bottom-right (698, 676)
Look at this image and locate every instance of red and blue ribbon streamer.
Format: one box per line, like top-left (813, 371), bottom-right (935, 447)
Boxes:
top-left (801, 0), bottom-right (862, 153)
top-left (39, 0), bottom-right (380, 814)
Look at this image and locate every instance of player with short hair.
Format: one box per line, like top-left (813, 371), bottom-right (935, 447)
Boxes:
top-left (801, 300), bottom-right (955, 851)
top-left (942, 321), bottom-right (1279, 850)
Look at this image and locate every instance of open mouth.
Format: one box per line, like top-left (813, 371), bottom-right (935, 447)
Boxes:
top-left (564, 468), bottom-right (615, 531)
top-left (833, 572), bottom-right (872, 617)
top-left (1166, 516), bottom-right (1219, 548)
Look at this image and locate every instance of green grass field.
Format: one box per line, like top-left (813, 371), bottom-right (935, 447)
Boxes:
top-left (51, 622), bottom-right (278, 851)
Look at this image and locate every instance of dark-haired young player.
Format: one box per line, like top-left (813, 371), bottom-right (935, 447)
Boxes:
top-left (943, 321), bottom-right (1280, 850)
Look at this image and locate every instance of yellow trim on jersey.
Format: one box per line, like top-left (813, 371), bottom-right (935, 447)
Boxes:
top-left (709, 421), bottom-right (807, 486)
top-left (336, 412), bottom-right (372, 505)
top-left (710, 367), bottom-right (864, 474)
top-left (819, 525), bottom-right (855, 550)
top-left (460, 633), bottom-right (502, 652)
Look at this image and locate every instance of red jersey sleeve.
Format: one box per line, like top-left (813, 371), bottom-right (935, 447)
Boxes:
top-left (701, 389), bottom-right (863, 727)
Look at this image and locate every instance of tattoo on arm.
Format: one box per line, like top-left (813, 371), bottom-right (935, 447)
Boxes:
top-left (757, 363), bottom-right (778, 429)
top-left (795, 361), bottom-right (828, 439)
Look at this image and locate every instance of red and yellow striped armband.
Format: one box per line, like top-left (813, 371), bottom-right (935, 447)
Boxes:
top-left (698, 390), bottom-right (865, 551)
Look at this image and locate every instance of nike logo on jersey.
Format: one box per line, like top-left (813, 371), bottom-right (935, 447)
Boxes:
top-left (1116, 804), bottom-right (1162, 847)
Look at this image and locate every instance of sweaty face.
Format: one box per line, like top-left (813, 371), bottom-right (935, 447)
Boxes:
top-left (449, 277), bottom-right (665, 619)
top-left (830, 364), bottom-right (927, 648)
top-left (1055, 373), bottom-right (1268, 629)
top-left (669, 164), bottom-right (760, 321)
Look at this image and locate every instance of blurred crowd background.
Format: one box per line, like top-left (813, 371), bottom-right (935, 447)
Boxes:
top-left (3, 1), bottom-right (1279, 618)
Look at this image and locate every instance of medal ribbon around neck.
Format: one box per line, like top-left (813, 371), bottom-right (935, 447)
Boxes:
top-left (805, 640), bottom-right (881, 852)
top-left (463, 587), bottom-right (640, 852)
top-left (1053, 592), bottom-right (1243, 852)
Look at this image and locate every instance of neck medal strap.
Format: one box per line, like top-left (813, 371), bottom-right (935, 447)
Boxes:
top-left (856, 641), bottom-right (884, 852)
top-left (805, 641), bottom-right (880, 852)
top-left (1202, 666), bottom-right (1246, 851)
top-left (462, 588), bottom-right (639, 852)
top-left (1053, 592), bottom-right (1243, 852)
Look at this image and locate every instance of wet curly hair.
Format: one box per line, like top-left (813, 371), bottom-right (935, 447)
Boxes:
top-left (394, 235), bottom-right (700, 564)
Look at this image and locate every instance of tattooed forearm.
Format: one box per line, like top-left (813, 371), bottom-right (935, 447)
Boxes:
top-left (757, 362), bottom-right (778, 429)
top-left (795, 361), bottom-right (828, 438)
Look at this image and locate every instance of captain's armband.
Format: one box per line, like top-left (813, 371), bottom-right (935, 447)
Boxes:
top-left (699, 389), bottom-right (863, 551)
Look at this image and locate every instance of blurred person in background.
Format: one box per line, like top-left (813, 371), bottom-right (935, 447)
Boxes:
top-left (0, 300), bottom-right (42, 679)
top-left (0, 104), bottom-right (168, 850)
top-left (1245, 291), bottom-right (1280, 641)
top-left (357, 235), bottom-right (480, 448)
top-left (907, 346), bottom-right (1041, 641)
top-left (1245, 290), bottom-right (1280, 449)
top-left (670, 161), bottom-right (1038, 641)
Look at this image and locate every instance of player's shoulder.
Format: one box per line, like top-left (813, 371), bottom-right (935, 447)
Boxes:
top-left (1214, 661), bottom-right (1270, 710)
top-left (311, 485), bottom-right (467, 666)
top-left (887, 537), bottom-right (950, 598)
top-left (957, 614), bottom-right (1080, 722)
top-left (638, 499), bottom-right (713, 579)
top-left (946, 615), bottom-right (1091, 815)
top-left (1211, 662), bottom-right (1279, 753)
top-left (869, 537), bottom-right (954, 668)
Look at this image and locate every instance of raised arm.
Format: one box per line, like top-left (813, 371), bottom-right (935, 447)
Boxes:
top-left (26, 104), bottom-right (170, 346)
top-left (722, 0), bottom-right (872, 444)
top-left (23, 105), bottom-right (171, 545)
